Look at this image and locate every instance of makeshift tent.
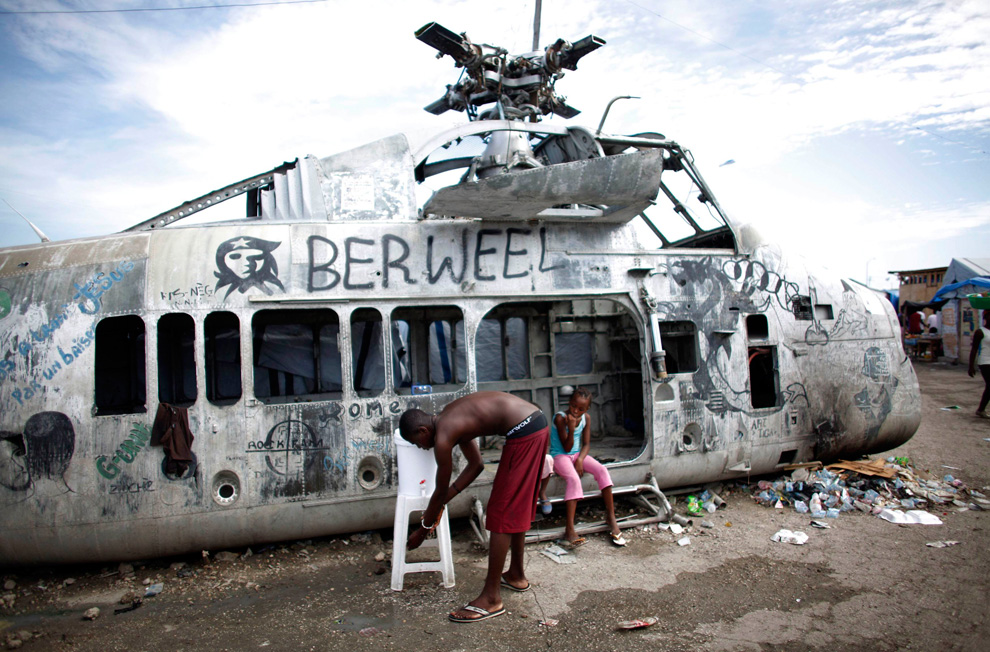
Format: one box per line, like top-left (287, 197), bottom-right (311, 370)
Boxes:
top-left (930, 258), bottom-right (990, 361)
top-left (933, 277), bottom-right (990, 301)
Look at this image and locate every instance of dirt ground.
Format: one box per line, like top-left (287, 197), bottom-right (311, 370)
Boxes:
top-left (2, 362), bottom-right (988, 652)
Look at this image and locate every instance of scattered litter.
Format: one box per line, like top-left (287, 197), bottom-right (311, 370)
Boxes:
top-left (669, 523), bottom-right (684, 535)
top-left (877, 509), bottom-right (942, 525)
top-left (940, 405), bottom-right (961, 411)
top-left (82, 607), bottom-right (100, 621)
top-left (700, 520), bottom-right (715, 529)
top-left (809, 520), bottom-right (831, 529)
top-left (617, 616), bottom-right (658, 630)
top-left (144, 583), bottom-right (163, 597)
top-left (541, 544), bottom-right (576, 564)
top-left (677, 537), bottom-right (691, 546)
top-left (539, 619), bottom-right (559, 627)
top-left (748, 456), bottom-right (980, 523)
top-left (771, 529), bottom-right (809, 545)
top-left (942, 465), bottom-right (961, 470)
top-left (926, 540), bottom-right (961, 548)
top-left (358, 627), bottom-right (381, 637)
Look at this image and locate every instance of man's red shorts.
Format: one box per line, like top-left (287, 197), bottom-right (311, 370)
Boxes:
top-left (485, 428), bottom-right (550, 534)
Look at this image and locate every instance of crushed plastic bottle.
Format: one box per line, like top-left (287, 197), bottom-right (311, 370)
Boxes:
top-left (794, 500), bottom-right (809, 513)
top-left (825, 507), bottom-right (840, 518)
top-left (686, 495), bottom-right (704, 516)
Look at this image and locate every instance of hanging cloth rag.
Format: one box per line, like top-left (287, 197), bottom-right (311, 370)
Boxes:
top-left (150, 403), bottom-right (195, 476)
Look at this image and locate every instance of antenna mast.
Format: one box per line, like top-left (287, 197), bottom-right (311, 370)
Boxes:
top-left (532, 0), bottom-right (542, 50)
top-left (3, 198), bottom-right (50, 243)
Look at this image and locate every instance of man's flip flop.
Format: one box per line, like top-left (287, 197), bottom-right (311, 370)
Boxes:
top-left (500, 576), bottom-right (530, 592)
top-left (557, 537), bottom-right (585, 549)
top-left (610, 532), bottom-right (628, 547)
top-left (448, 605), bottom-right (506, 623)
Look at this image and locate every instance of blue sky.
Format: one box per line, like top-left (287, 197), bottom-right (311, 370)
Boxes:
top-left (1, 0), bottom-right (987, 287)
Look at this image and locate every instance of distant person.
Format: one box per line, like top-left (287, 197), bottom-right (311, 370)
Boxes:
top-left (968, 311), bottom-right (990, 419)
top-left (548, 387), bottom-right (626, 548)
top-left (907, 310), bottom-right (923, 335)
top-left (927, 311), bottom-right (940, 334)
top-left (399, 391), bottom-right (549, 623)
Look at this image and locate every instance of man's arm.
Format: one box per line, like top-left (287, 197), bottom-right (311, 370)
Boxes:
top-left (451, 438), bottom-right (484, 495)
top-left (970, 329), bottom-right (984, 377)
top-left (407, 440), bottom-right (454, 550)
top-left (422, 440), bottom-right (455, 529)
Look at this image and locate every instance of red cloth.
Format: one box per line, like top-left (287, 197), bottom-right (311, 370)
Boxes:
top-left (908, 312), bottom-right (923, 334)
top-left (485, 428), bottom-right (549, 533)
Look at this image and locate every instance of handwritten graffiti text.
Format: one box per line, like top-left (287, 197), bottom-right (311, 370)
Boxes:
top-left (96, 423), bottom-right (152, 479)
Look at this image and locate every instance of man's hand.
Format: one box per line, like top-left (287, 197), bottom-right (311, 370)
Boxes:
top-left (407, 527), bottom-right (428, 550)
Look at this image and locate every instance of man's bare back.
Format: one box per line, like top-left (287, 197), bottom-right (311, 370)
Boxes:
top-left (434, 391), bottom-right (539, 448)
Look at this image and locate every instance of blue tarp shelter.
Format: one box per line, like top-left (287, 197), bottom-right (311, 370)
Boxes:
top-left (933, 277), bottom-right (990, 301)
top-left (930, 258), bottom-right (990, 361)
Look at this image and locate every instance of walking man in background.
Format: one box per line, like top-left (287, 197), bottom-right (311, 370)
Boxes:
top-left (969, 311), bottom-right (990, 419)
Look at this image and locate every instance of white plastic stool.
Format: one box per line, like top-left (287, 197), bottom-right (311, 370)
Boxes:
top-left (391, 430), bottom-right (455, 591)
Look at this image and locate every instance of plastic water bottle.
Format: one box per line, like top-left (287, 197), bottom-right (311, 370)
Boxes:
top-left (809, 494), bottom-right (822, 513)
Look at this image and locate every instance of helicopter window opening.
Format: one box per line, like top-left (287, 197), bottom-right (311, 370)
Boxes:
top-left (351, 309), bottom-right (385, 398)
top-left (476, 319), bottom-right (503, 382)
top-left (748, 346), bottom-right (779, 409)
top-left (475, 316), bottom-right (530, 382)
top-left (205, 312), bottom-right (242, 406)
top-left (95, 315), bottom-right (147, 416)
top-left (390, 306), bottom-right (466, 395)
top-left (791, 296), bottom-right (813, 320)
top-left (506, 317), bottom-right (530, 379)
top-left (629, 158), bottom-right (734, 250)
top-left (658, 321), bottom-right (698, 374)
top-left (777, 449), bottom-right (797, 465)
top-left (475, 300), bottom-right (645, 467)
top-left (554, 333), bottom-right (593, 376)
top-left (157, 313), bottom-right (197, 408)
top-left (252, 309), bottom-right (341, 403)
top-left (746, 315), bottom-right (769, 340)
top-left (639, 203), bottom-right (695, 244)
top-left (814, 304), bottom-right (834, 320)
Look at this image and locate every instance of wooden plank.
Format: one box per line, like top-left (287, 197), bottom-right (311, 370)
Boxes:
top-left (826, 458), bottom-right (896, 479)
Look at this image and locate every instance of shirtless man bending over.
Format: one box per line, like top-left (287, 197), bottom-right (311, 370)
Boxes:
top-left (399, 391), bottom-right (549, 623)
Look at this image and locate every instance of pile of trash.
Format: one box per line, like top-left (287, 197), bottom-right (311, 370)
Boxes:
top-left (747, 457), bottom-right (990, 519)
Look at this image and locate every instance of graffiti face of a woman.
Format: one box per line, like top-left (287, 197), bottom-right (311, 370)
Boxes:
top-left (224, 248), bottom-right (265, 280)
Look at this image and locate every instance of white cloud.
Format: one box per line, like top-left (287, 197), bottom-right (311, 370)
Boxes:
top-left (0, 0), bottom-right (988, 273)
